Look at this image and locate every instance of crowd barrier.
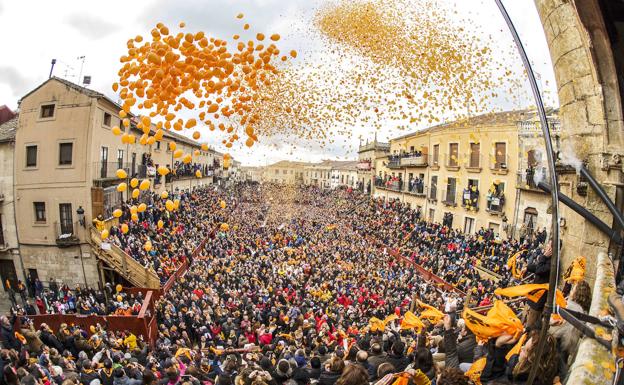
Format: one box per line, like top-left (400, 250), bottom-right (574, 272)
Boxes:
top-left (21, 229), bottom-right (213, 346)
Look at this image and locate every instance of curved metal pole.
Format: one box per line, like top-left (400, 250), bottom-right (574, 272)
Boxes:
top-left (493, 2), bottom-right (560, 385)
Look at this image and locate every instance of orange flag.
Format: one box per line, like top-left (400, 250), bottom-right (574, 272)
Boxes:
top-left (462, 300), bottom-right (523, 341)
top-left (401, 311), bottom-right (425, 331)
top-left (416, 300), bottom-right (444, 324)
top-left (466, 357), bottom-right (486, 385)
top-left (494, 283), bottom-right (567, 308)
top-left (563, 256), bottom-right (586, 284)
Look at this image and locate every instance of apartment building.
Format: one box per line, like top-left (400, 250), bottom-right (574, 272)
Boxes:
top-left (263, 161), bottom-right (307, 185)
top-left (330, 161), bottom-right (359, 189)
top-left (374, 110), bottom-right (529, 237)
top-left (0, 117), bottom-right (20, 292)
top-left (13, 77), bottom-right (228, 286)
top-left (357, 139), bottom-right (390, 195)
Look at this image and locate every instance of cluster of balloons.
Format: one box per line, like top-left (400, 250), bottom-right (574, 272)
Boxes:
top-left (112, 15), bottom-right (294, 170)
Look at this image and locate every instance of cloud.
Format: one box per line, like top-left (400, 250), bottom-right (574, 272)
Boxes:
top-left (65, 13), bottom-right (117, 40)
top-left (0, 66), bottom-right (33, 99)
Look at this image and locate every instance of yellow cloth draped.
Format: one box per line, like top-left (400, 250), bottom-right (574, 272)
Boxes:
top-left (494, 283), bottom-right (567, 308)
top-left (506, 250), bottom-right (524, 279)
top-left (369, 314), bottom-right (399, 332)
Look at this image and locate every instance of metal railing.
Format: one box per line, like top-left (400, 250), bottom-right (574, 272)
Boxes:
top-left (486, 194), bottom-right (505, 213)
top-left (406, 182), bottom-right (426, 195)
top-left (461, 189), bottom-right (480, 211)
top-left (441, 189), bottom-right (458, 205)
top-left (401, 154), bottom-right (427, 167)
top-left (54, 221), bottom-right (80, 245)
top-left (93, 162), bottom-right (131, 180)
top-left (490, 154), bottom-right (509, 171)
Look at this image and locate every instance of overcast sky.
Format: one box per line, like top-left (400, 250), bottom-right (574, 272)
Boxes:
top-left (0, 0), bottom-right (558, 166)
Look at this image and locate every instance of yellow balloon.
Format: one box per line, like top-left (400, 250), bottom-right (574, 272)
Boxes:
top-left (169, 142), bottom-right (176, 151)
top-left (131, 213), bottom-right (139, 222)
top-left (144, 241), bottom-right (152, 252)
top-left (128, 135), bottom-right (136, 144)
top-left (138, 203), bottom-right (147, 213)
top-left (116, 295), bottom-right (123, 302)
top-left (147, 136), bottom-right (156, 145)
top-left (116, 284), bottom-right (122, 293)
top-left (195, 170), bottom-right (202, 178)
top-left (161, 191), bottom-right (169, 199)
top-left (157, 166), bottom-right (170, 176)
top-left (120, 223), bottom-right (129, 234)
top-left (121, 133), bottom-right (130, 144)
top-left (113, 209), bottom-right (122, 218)
top-left (193, 149), bottom-right (200, 156)
top-left (201, 144), bottom-right (208, 151)
top-left (116, 169), bottom-right (128, 179)
top-left (117, 183), bottom-right (127, 192)
top-left (173, 149), bottom-right (183, 159)
top-left (220, 200), bottom-right (226, 209)
top-left (101, 229), bottom-right (109, 239)
top-left (165, 199), bottom-right (175, 211)
top-left (174, 199), bottom-right (180, 210)
top-left (130, 205), bottom-right (138, 214)
top-left (220, 223), bottom-right (229, 232)
top-left (139, 179), bottom-right (150, 191)
top-left (183, 154), bottom-right (192, 164)
top-left (112, 126), bottom-right (122, 136)
top-left (132, 189), bottom-right (140, 199)
top-left (130, 178), bottom-right (139, 188)
top-left (157, 220), bottom-right (164, 229)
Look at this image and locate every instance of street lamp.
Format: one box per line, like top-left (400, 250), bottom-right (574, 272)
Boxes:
top-left (76, 206), bottom-right (85, 227)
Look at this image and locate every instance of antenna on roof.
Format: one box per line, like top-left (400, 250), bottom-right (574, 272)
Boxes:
top-left (49, 59), bottom-right (56, 78)
top-left (77, 56), bottom-right (86, 85)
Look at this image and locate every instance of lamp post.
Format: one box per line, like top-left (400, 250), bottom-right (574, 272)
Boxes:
top-left (75, 206), bottom-right (88, 287)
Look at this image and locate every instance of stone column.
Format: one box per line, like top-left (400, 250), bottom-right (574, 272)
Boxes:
top-left (534, 0), bottom-right (623, 283)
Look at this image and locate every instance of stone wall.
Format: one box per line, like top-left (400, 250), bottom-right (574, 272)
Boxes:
top-left (534, 0), bottom-right (623, 284)
top-left (566, 252), bottom-right (616, 384)
top-left (19, 244), bottom-right (98, 288)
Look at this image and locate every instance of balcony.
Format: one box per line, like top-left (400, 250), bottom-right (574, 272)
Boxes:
top-left (517, 170), bottom-right (546, 192)
top-left (55, 221), bottom-right (80, 247)
top-left (490, 154), bottom-right (509, 174)
top-left (386, 157), bottom-right (402, 169)
top-left (94, 162), bottom-right (131, 180)
top-left (461, 188), bottom-right (480, 211)
top-left (485, 194), bottom-right (506, 215)
top-left (386, 180), bottom-right (403, 191)
top-left (406, 182), bottom-right (426, 197)
top-left (444, 154), bottom-right (460, 171)
top-left (357, 160), bottom-right (372, 171)
top-left (465, 153), bottom-right (482, 172)
top-left (400, 154), bottom-right (428, 167)
top-left (441, 189), bottom-right (458, 207)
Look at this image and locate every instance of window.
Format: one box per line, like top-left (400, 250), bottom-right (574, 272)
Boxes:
top-left (527, 149), bottom-right (537, 167)
top-left (495, 142), bottom-right (507, 168)
top-left (448, 143), bottom-right (459, 167)
top-left (40, 104), bottom-right (55, 119)
top-left (432, 144), bottom-right (439, 164)
top-left (488, 222), bottom-right (500, 235)
top-left (117, 149), bottom-right (124, 169)
top-left (34, 202), bottom-right (46, 222)
top-left (103, 112), bottom-right (112, 127)
top-left (103, 186), bottom-right (123, 219)
top-left (428, 208), bottom-right (435, 222)
top-left (275, 169), bottom-right (279, 175)
top-left (156, 141), bottom-right (161, 150)
top-left (283, 170), bottom-right (288, 175)
top-left (26, 145), bottom-right (37, 167)
top-left (59, 204), bottom-right (73, 235)
top-left (446, 177), bottom-right (457, 203)
top-left (469, 143), bottom-right (480, 167)
top-left (409, 146), bottom-right (414, 153)
top-left (59, 143), bottom-right (73, 165)
top-left (523, 208), bottom-right (538, 232)
top-left (430, 176), bottom-right (438, 200)
top-left (464, 217), bottom-right (475, 234)
top-left (100, 147), bottom-right (109, 178)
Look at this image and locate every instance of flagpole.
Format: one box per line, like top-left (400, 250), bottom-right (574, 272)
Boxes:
top-left (493, 2), bottom-right (560, 385)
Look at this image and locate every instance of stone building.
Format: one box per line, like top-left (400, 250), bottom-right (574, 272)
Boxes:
top-left (262, 161), bottom-right (307, 185)
top-left (374, 110), bottom-right (531, 236)
top-left (331, 161), bottom-right (359, 190)
top-left (13, 77), bottom-right (228, 287)
top-left (0, 117), bottom-right (20, 294)
top-left (357, 139), bottom-right (390, 195)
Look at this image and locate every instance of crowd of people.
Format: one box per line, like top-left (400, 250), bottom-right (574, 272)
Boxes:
top-left (0, 183), bottom-right (594, 385)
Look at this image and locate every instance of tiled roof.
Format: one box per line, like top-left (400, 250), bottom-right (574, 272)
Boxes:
top-left (0, 116), bottom-right (17, 143)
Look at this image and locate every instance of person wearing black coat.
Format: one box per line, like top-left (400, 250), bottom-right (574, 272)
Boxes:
top-left (307, 357), bottom-right (322, 380)
top-left (39, 325), bottom-right (64, 352)
top-left (317, 357), bottom-right (344, 385)
top-left (383, 341), bottom-right (410, 373)
top-left (526, 241), bottom-right (552, 328)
